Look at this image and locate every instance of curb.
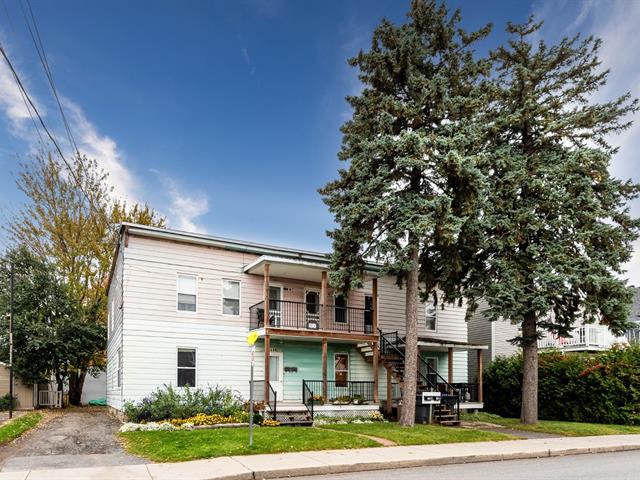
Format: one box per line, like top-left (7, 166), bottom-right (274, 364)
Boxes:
top-left (239, 443), bottom-right (640, 479)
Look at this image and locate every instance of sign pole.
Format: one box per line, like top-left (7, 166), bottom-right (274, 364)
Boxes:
top-left (249, 346), bottom-right (255, 447)
top-left (246, 331), bottom-right (258, 448)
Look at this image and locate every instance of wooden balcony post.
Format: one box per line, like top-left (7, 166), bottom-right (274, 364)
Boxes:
top-left (263, 263), bottom-right (270, 401)
top-left (322, 338), bottom-right (328, 401)
top-left (477, 349), bottom-right (484, 403)
top-left (447, 347), bottom-right (454, 385)
top-left (320, 271), bottom-right (328, 330)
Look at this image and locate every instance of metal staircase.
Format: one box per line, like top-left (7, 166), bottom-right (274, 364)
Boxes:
top-left (357, 330), bottom-right (461, 426)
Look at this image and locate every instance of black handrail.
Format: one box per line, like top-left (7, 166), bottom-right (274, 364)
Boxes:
top-left (302, 380), bottom-right (314, 420)
top-left (252, 380), bottom-right (277, 420)
top-left (249, 299), bottom-right (372, 334)
top-left (379, 330), bottom-right (435, 390)
top-left (379, 329), bottom-right (461, 420)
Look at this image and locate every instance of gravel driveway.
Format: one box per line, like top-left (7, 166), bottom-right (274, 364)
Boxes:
top-left (0, 408), bottom-right (147, 471)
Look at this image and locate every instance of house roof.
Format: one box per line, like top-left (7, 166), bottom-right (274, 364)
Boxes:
top-left (107, 223), bottom-right (382, 290)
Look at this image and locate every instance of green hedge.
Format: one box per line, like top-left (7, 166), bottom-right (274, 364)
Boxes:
top-left (484, 345), bottom-right (640, 425)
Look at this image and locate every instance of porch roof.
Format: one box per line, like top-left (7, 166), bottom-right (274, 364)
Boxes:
top-left (418, 336), bottom-right (488, 352)
top-left (244, 255), bottom-right (379, 282)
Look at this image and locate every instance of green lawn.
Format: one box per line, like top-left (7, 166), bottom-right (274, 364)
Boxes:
top-left (0, 413), bottom-right (43, 446)
top-left (462, 412), bottom-right (640, 437)
top-left (319, 423), bottom-right (517, 445)
top-left (120, 426), bottom-right (378, 462)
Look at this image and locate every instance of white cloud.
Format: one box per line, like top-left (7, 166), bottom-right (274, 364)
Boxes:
top-left (534, 0), bottom-right (640, 285)
top-left (153, 170), bottom-right (209, 233)
top-left (62, 98), bottom-right (137, 202)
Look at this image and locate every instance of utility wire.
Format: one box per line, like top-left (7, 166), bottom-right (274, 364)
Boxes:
top-left (22, 0), bottom-right (79, 155)
top-left (0, 44), bottom-right (100, 216)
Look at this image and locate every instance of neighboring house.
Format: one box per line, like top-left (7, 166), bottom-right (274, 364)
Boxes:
top-left (468, 296), bottom-right (632, 381)
top-left (0, 362), bottom-right (36, 410)
top-left (626, 287), bottom-right (640, 344)
top-left (107, 223), bottom-right (486, 423)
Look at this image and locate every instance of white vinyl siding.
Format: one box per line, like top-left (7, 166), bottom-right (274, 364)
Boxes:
top-left (106, 243), bottom-right (124, 410)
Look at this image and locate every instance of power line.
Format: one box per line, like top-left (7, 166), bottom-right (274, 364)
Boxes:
top-left (21, 0), bottom-right (79, 155)
top-left (0, 44), bottom-right (99, 216)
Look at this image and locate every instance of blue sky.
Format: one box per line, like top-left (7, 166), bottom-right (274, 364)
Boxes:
top-left (0, 0), bottom-right (639, 283)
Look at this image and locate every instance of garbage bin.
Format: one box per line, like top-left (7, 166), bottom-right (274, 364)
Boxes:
top-left (415, 391), bottom-right (441, 424)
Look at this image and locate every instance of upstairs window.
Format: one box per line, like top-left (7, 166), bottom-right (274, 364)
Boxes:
top-left (425, 304), bottom-right (437, 331)
top-left (222, 279), bottom-right (241, 316)
top-left (177, 275), bottom-right (197, 312)
top-left (177, 348), bottom-right (196, 387)
top-left (334, 294), bottom-right (348, 323)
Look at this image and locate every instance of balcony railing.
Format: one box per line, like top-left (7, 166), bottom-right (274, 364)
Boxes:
top-left (249, 299), bottom-right (373, 335)
top-left (538, 325), bottom-right (622, 350)
top-left (302, 380), bottom-right (375, 406)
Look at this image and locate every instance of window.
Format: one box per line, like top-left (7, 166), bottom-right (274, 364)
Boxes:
top-left (222, 279), bottom-right (241, 315)
top-left (177, 275), bottom-right (197, 312)
top-left (334, 353), bottom-right (349, 387)
top-left (177, 348), bottom-right (196, 387)
top-left (364, 295), bottom-right (373, 333)
top-left (117, 348), bottom-right (122, 387)
top-left (425, 304), bottom-right (437, 331)
top-left (334, 294), bottom-right (348, 323)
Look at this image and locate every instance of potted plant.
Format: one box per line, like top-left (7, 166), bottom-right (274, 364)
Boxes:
top-left (332, 395), bottom-right (352, 405)
top-left (352, 394), bottom-right (367, 405)
top-left (308, 394), bottom-right (324, 406)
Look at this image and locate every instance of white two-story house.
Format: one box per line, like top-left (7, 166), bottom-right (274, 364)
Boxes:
top-left (107, 223), bottom-right (486, 423)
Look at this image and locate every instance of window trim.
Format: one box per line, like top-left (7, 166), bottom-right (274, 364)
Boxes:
top-left (176, 347), bottom-right (197, 388)
top-left (425, 303), bottom-right (438, 332)
top-left (221, 278), bottom-right (242, 317)
top-left (334, 352), bottom-right (350, 384)
top-left (176, 274), bottom-right (198, 313)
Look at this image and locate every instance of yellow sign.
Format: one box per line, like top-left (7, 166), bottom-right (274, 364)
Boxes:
top-left (246, 331), bottom-right (259, 346)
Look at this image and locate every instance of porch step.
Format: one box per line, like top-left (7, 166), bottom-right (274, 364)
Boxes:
top-left (438, 420), bottom-right (461, 427)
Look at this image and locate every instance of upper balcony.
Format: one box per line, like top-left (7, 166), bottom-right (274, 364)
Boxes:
top-left (244, 254), bottom-right (380, 340)
top-left (249, 299), bottom-right (373, 335)
top-left (538, 325), bottom-right (627, 351)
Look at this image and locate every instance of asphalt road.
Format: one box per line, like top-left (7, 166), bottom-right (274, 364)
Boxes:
top-left (281, 450), bottom-right (640, 480)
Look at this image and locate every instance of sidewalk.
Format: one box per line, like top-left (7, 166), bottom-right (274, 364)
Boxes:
top-left (2, 434), bottom-right (640, 480)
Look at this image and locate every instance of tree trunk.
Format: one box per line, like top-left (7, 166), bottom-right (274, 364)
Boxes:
top-left (520, 312), bottom-right (538, 424)
top-left (68, 370), bottom-right (86, 406)
top-left (398, 242), bottom-right (420, 427)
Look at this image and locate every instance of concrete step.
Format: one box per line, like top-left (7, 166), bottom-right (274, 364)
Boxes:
top-left (438, 420), bottom-right (461, 427)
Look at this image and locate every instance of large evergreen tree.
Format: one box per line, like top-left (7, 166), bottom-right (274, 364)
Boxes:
top-left (469, 20), bottom-right (640, 424)
top-left (320, 0), bottom-right (490, 426)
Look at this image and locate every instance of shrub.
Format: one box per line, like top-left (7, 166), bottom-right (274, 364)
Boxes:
top-left (0, 394), bottom-right (15, 411)
top-left (123, 385), bottom-right (245, 423)
top-left (484, 344), bottom-right (640, 425)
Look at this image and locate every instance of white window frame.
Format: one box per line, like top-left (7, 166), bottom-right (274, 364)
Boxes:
top-left (425, 303), bottom-right (437, 332)
top-left (222, 279), bottom-right (242, 317)
top-left (334, 352), bottom-right (350, 383)
top-left (176, 274), bottom-right (198, 313)
top-left (176, 347), bottom-right (197, 388)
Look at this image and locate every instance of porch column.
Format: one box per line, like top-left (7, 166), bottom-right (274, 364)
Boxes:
top-left (447, 347), bottom-right (454, 385)
top-left (263, 263), bottom-right (270, 401)
top-left (320, 271), bottom-right (328, 330)
top-left (477, 349), bottom-right (484, 403)
top-left (322, 338), bottom-right (328, 401)
top-left (372, 278), bottom-right (379, 403)
top-left (385, 367), bottom-right (392, 415)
